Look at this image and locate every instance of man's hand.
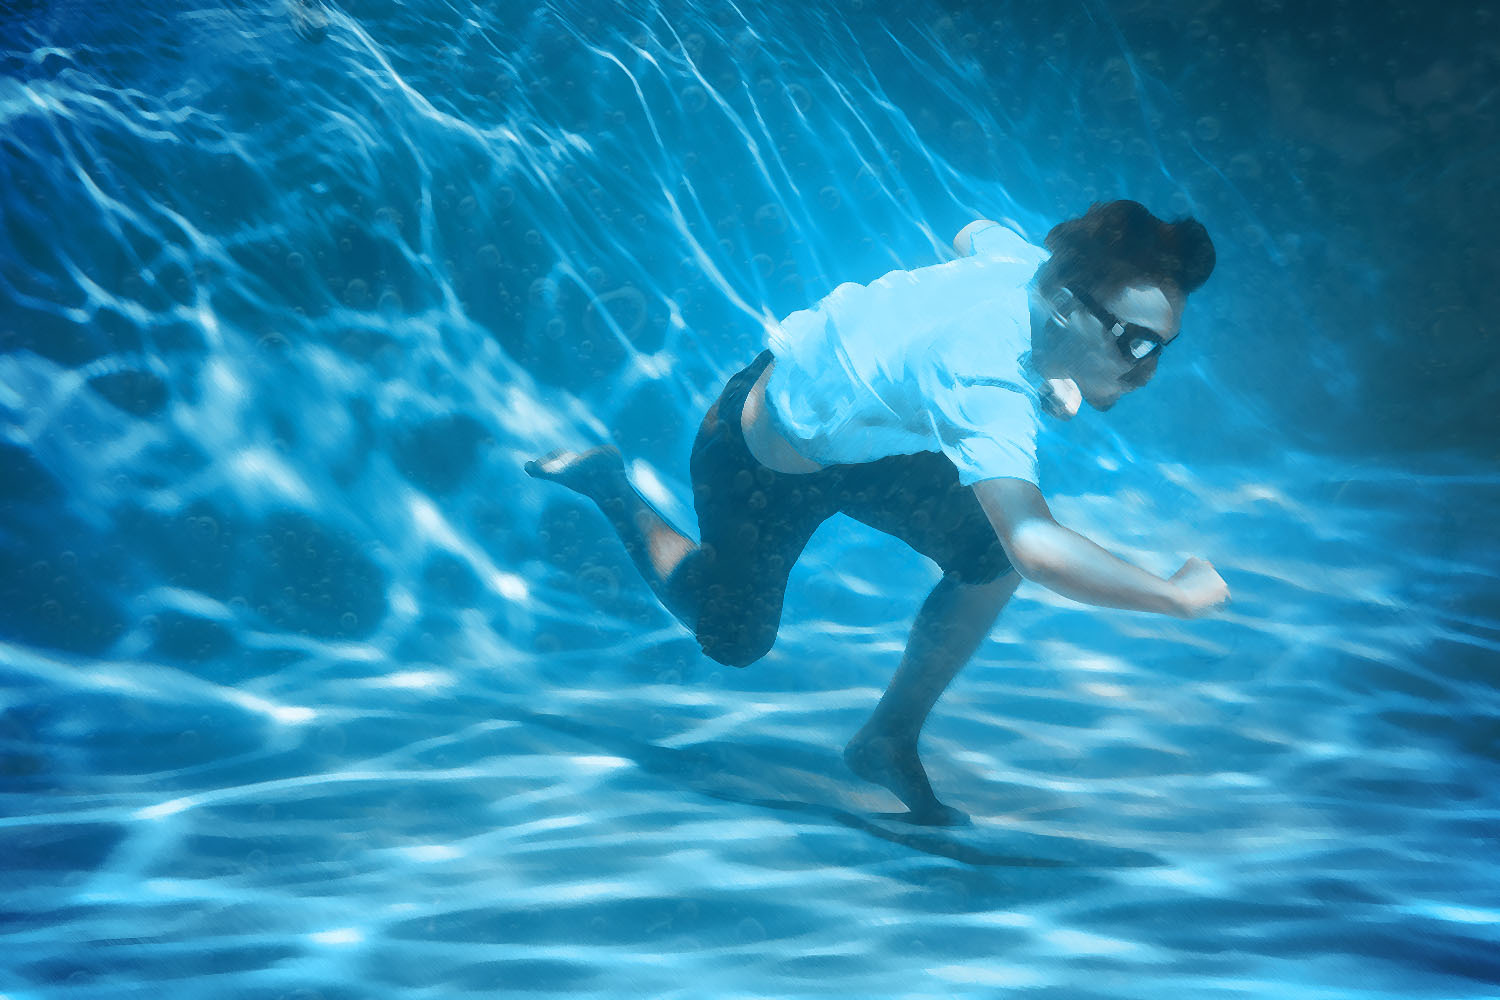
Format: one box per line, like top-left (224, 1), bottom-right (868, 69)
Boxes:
top-left (1168, 558), bottom-right (1230, 618)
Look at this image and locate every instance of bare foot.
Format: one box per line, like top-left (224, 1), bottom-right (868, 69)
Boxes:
top-left (524, 446), bottom-right (627, 502)
top-left (844, 731), bottom-right (970, 827)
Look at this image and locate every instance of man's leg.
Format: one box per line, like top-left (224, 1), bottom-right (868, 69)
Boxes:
top-left (526, 352), bottom-right (794, 654)
top-left (527, 438), bottom-right (836, 667)
top-left (844, 568), bottom-right (1022, 825)
top-left (526, 447), bottom-right (698, 628)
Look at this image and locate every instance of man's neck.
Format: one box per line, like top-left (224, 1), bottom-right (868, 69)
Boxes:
top-left (1026, 284), bottom-right (1065, 378)
top-left (1026, 284), bottom-right (1082, 420)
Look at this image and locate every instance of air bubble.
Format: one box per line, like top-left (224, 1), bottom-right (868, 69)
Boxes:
top-left (756, 203), bottom-right (792, 235)
top-left (343, 279), bottom-right (371, 307)
top-left (585, 286), bottom-right (648, 338)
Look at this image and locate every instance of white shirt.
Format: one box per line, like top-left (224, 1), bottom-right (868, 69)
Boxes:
top-left (764, 223), bottom-right (1049, 486)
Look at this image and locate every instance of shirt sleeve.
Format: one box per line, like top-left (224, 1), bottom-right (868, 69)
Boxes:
top-left (918, 314), bottom-right (1043, 487)
top-left (925, 376), bottom-right (1041, 486)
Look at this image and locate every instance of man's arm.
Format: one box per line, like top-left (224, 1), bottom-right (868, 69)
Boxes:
top-left (973, 477), bottom-right (1229, 618)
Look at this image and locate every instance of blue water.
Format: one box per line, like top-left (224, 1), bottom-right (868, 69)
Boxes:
top-left (3, 1), bottom-right (1499, 997)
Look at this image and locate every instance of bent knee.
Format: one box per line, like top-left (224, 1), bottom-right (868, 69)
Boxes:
top-left (960, 565), bottom-right (1020, 589)
top-left (943, 567), bottom-right (1022, 609)
top-left (947, 553), bottom-right (1017, 587)
top-left (697, 628), bottom-right (776, 669)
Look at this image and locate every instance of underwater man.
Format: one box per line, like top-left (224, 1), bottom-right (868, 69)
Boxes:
top-left (527, 200), bottom-right (1230, 825)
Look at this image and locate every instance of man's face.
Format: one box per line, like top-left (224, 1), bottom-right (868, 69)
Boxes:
top-left (1066, 282), bottom-right (1184, 411)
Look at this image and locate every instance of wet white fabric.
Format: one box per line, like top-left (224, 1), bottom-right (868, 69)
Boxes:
top-left (764, 223), bottom-right (1050, 486)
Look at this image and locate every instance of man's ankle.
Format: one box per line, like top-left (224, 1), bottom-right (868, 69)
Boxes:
top-left (850, 726), bottom-right (918, 751)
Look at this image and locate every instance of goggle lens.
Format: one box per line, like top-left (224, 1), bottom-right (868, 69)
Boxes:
top-left (1123, 332), bottom-right (1159, 360)
top-left (1070, 288), bottom-right (1168, 366)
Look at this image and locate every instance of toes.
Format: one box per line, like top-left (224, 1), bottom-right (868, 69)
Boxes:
top-left (927, 804), bottom-right (972, 827)
top-left (898, 803), bottom-right (970, 827)
top-left (524, 449), bottom-right (573, 479)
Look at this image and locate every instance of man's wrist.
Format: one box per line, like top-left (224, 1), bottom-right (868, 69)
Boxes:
top-left (1159, 582), bottom-right (1191, 618)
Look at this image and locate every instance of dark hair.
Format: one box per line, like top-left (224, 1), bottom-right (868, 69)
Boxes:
top-left (1036, 200), bottom-right (1215, 299)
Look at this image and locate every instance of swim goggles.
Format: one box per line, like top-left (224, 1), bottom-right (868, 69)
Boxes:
top-left (1069, 287), bottom-right (1169, 364)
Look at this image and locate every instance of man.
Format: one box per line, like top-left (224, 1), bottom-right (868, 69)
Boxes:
top-left (527, 200), bottom-right (1230, 826)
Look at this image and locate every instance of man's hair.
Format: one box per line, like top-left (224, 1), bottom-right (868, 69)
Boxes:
top-left (1036, 200), bottom-right (1215, 298)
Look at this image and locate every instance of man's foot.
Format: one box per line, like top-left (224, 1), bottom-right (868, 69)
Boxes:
top-left (844, 731), bottom-right (970, 827)
top-left (524, 446), bottom-right (627, 502)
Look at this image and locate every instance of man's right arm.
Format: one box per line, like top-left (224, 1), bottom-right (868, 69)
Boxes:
top-left (973, 477), bottom-right (1229, 619)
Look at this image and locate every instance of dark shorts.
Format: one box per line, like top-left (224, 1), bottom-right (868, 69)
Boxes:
top-left (681, 350), bottom-right (1014, 667)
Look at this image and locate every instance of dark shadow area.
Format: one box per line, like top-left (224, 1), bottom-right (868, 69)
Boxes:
top-left (514, 708), bottom-right (1164, 869)
top-left (931, 0), bottom-right (1500, 461)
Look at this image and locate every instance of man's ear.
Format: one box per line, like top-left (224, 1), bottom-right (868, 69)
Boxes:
top-left (1042, 286), bottom-right (1076, 327)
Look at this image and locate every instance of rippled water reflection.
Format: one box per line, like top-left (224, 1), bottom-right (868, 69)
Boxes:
top-left (2, 0), bottom-right (1497, 997)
